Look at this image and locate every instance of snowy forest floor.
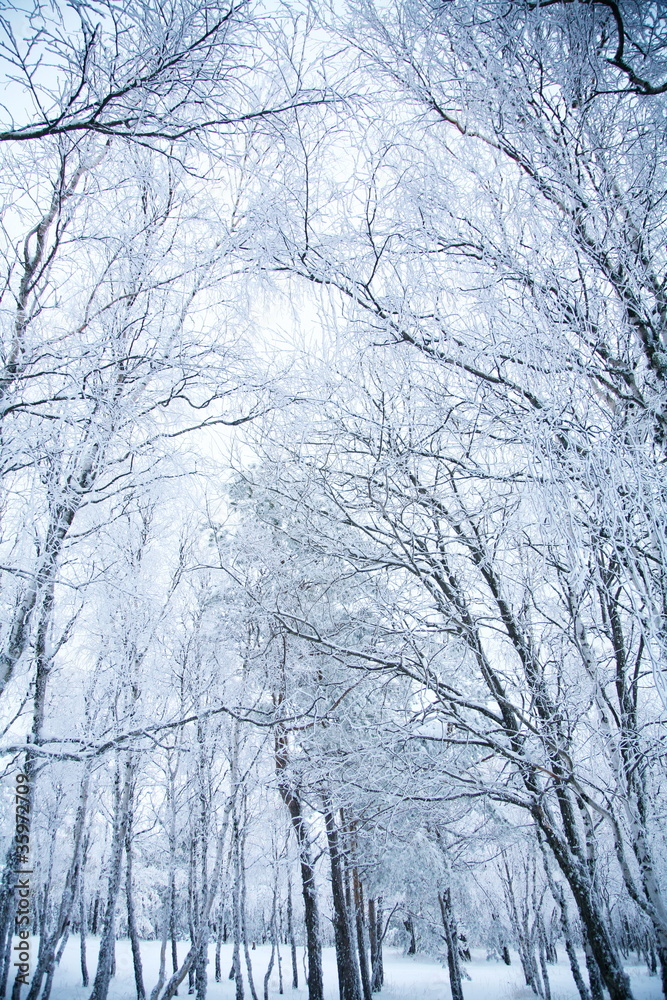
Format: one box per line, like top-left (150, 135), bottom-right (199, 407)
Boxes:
top-left (46, 943), bottom-right (662, 1000)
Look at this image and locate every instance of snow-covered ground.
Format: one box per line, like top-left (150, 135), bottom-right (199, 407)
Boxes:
top-left (45, 941), bottom-right (662, 1000)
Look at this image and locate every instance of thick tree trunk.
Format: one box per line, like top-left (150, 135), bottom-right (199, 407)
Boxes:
top-left (368, 898), bottom-right (383, 993)
top-left (540, 817), bottom-right (632, 1000)
top-left (375, 900), bottom-right (384, 989)
top-left (323, 808), bottom-right (362, 1000)
top-left (583, 939), bottom-right (605, 1000)
top-left (277, 786), bottom-right (323, 1000)
top-left (4, 583), bottom-right (57, 1000)
top-left (404, 918), bottom-right (416, 957)
top-left (547, 873), bottom-right (591, 1000)
top-left (277, 939), bottom-right (283, 995)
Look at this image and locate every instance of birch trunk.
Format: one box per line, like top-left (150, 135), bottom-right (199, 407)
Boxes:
top-left (286, 875), bottom-right (298, 990)
top-left (438, 890), bottom-right (464, 1000)
top-left (126, 813), bottom-right (146, 1000)
top-left (88, 757), bottom-right (133, 1000)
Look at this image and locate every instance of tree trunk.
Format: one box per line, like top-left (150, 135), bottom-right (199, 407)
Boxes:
top-left (438, 890), bottom-right (464, 1000)
top-left (150, 896), bottom-right (170, 1000)
top-left (286, 875), bottom-right (298, 990)
top-left (368, 897), bottom-right (384, 992)
top-left (546, 871), bottom-right (591, 1000)
top-left (323, 807), bottom-right (362, 1000)
top-left (583, 939), bottom-right (605, 1000)
top-left (126, 815), bottom-right (146, 1000)
top-left (40, 921), bottom-right (71, 1000)
top-left (502, 863), bottom-right (540, 995)
top-left (167, 759), bottom-right (179, 991)
top-left (263, 942), bottom-right (276, 1000)
top-left (277, 786), bottom-right (323, 1000)
top-left (157, 798), bottom-right (233, 1000)
top-left (26, 768), bottom-right (90, 1000)
top-left (537, 920), bottom-right (552, 1000)
top-left (232, 823), bottom-right (245, 1000)
top-left (80, 872), bottom-right (89, 988)
top-left (241, 844), bottom-right (259, 1000)
top-left (215, 907), bottom-right (223, 983)
top-left (263, 871), bottom-right (280, 1000)
top-left (275, 674), bottom-right (323, 1000)
top-left (353, 871), bottom-right (372, 1000)
top-left (277, 938), bottom-right (283, 995)
top-left (0, 859), bottom-right (18, 996)
top-left (88, 757), bottom-right (133, 1000)
top-left (368, 899), bottom-right (379, 994)
top-left (404, 917), bottom-right (416, 957)
top-left (542, 818), bottom-right (632, 1000)
top-left (375, 900), bottom-right (384, 989)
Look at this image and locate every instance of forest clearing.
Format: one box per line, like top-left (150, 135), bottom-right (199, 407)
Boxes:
top-left (46, 944), bottom-right (665, 1000)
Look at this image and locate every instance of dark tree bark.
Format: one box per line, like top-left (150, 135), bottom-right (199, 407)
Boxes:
top-left (404, 918), bottom-right (416, 957)
top-left (542, 854), bottom-right (591, 1000)
top-left (276, 743), bottom-right (323, 1000)
top-left (323, 807), bottom-right (362, 1000)
top-left (80, 870), bottom-right (89, 987)
top-left (287, 874), bottom-right (299, 990)
top-left (583, 939), bottom-right (605, 1000)
top-left (368, 899), bottom-right (377, 989)
top-left (375, 900), bottom-right (384, 989)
